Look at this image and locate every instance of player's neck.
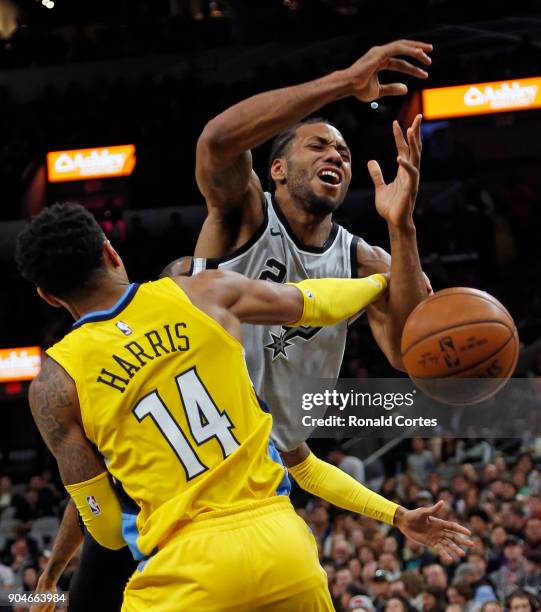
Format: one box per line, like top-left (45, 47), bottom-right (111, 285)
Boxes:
top-left (275, 193), bottom-right (333, 248)
top-left (65, 278), bottom-right (132, 322)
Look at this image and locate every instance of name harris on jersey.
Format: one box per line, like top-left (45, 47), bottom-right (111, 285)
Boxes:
top-left (96, 322), bottom-right (189, 393)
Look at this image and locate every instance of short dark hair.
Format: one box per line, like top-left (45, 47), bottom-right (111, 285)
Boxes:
top-left (468, 507), bottom-right (490, 523)
top-left (266, 116), bottom-right (335, 193)
top-left (506, 589), bottom-right (534, 610)
top-left (15, 202), bottom-right (105, 299)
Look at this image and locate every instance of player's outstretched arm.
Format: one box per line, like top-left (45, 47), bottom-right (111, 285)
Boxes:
top-left (177, 269), bottom-right (388, 333)
top-left (282, 444), bottom-right (473, 563)
top-left (28, 358), bottom-right (125, 551)
top-left (362, 114), bottom-right (430, 370)
top-left (195, 40), bottom-right (432, 257)
top-left (30, 499), bottom-right (82, 612)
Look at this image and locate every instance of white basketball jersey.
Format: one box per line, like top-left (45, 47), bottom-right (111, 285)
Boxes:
top-left (193, 193), bottom-right (359, 450)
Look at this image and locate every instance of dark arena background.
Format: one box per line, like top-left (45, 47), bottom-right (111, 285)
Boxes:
top-left (1, 1), bottom-right (541, 611)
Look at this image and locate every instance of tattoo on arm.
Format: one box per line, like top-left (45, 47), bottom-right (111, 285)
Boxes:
top-left (29, 358), bottom-right (105, 485)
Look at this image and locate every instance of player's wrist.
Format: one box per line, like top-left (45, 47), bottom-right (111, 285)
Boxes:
top-left (393, 505), bottom-right (407, 528)
top-left (387, 219), bottom-right (417, 238)
top-left (321, 69), bottom-right (356, 100)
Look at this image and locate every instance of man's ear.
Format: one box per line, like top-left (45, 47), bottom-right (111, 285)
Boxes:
top-left (37, 287), bottom-right (62, 308)
top-left (103, 240), bottom-right (122, 268)
top-left (271, 158), bottom-right (287, 184)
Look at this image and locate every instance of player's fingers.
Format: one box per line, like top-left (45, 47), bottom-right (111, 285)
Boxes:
top-left (434, 543), bottom-right (453, 564)
top-left (444, 530), bottom-right (474, 548)
top-left (378, 83), bottom-right (408, 98)
top-left (397, 156), bottom-right (419, 180)
top-left (438, 519), bottom-right (472, 537)
top-left (407, 114), bottom-right (423, 168)
top-left (367, 160), bottom-right (385, 188)
top-left (393, 121), bottom-right (409, 159)
top-left (442, 537), bottom-right (467, 558)
top-left (424, 272), bottom-right (434, 295)
top-left (386, 58), bottom-right (429, 79)
top-left (382, 40), bottom-right (433, 65)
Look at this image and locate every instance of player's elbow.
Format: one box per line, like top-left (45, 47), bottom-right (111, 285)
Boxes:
top-left (197, 120), bottom-right (229, 165)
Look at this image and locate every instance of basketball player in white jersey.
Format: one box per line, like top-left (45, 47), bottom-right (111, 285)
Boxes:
top-left (33, 40), bottom-right (472, 611)
top-left (181, 38), bottom-right (467, 552)
top-left (190, 42), bottom-right (430, 455)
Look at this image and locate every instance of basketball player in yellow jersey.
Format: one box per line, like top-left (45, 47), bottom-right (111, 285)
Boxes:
top-left (16, 202), bottom-right (416, 611)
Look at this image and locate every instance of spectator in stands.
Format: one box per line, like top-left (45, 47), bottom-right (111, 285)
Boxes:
top-left (490, 536), bottom-right (527, 599)
top-left (415, 490), bottom-right (434, 509)
top-left (348, 557), bottom-right (362, 583)
top-left (401, 570), bottom-right (424, 610)
top-left (5, 537), bottom-right (34, 588)
top-left (308, 503), bottom-right (331, 545)
top-left (421, 585), bottom-right (446, 612)
top-left (406, 438), bottom-right (435, 486)
top-left (384, 594), bottom-right (412, 612)
top-left (468, 508), bottom-right (491, 538)
top-left (331, 567), bottom-right (354, 605)
top-left (527, 494), bottom-right (541, 520)
top-left (451, 474), bottom-right (472, 514)
top-left (523, 517), bottom-right (541, 556)
top-left (378, 552), bottom-right (401, 582)
top-left (454, 562), bottom-right (497, 602)
top-left (502, 480), bottom-right (520, 502)
top-left (0, 560), bottom-right (15, 602)
top-left (487, 530), bottom-right (508, 579)
top-left (522, 552), bottom-right (541, 595)
top-left (506, 589), bottom-right (535, 612)
top-left (446, 581), bottom-right (473, 608)
top-left (423, 564), bottom-right (449, 591)
top-left (348, 594), bottom-right (375, 611)
top-left (340, 583), bottom-right (367, 612)
top-left (480, 602), bottom-right (502, 612)
top-left (1, 525), bottom-right (38, 570)
top-left (331, 538), bottom-right (353, 566)
top-left (368, 569), bottom-right (392, 611)
top-left (456, 438), bottom-right (494, 465)
top-left (0, 476), bottom-right (13, 514)
top-left (500, 504), bottom-right (526, 538)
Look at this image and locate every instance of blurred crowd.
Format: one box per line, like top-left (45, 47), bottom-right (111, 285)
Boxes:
top-left (295, 439), bottom-right (541, 612)
top-left (0, 471), bottom-right (73, 608)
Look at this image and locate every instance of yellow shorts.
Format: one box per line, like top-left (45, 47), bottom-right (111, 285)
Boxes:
top-left (122, 496), bottom-right (333, 612)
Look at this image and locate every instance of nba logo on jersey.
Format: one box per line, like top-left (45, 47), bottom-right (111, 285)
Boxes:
top-left (115, 321), bottom-right (133, 336)
top-left (86, 495), bottom-right (101, 516)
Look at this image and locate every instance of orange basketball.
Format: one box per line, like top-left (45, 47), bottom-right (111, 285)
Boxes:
top-left (401, 288), bottom-right (519, 405)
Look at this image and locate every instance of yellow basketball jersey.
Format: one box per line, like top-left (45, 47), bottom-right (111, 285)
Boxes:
top-left (47, 277), bottom-right (288, 557)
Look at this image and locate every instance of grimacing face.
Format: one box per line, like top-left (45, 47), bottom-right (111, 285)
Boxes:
top-left (277, 122), bottom-right (352, 215)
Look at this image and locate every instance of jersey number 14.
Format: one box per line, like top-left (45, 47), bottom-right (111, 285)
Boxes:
top-left (133, 367), bottom-right (240, 480)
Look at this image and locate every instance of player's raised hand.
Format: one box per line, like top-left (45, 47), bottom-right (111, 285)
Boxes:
top-left (395, 501), bottom-right (474, 563)
top-left (368, 114), bottom-right (423, 230)
top-left (345, 40), bottom-right (432, 102)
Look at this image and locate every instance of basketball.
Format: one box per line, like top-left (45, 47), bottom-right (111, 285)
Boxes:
top-left (401, 288), bottom-right (519, 405)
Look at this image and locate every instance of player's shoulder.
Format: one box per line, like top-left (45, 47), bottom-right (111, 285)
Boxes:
top-left (159, 256), bottom-right (194, 279)
top-left (355, 236), bottom-right (391, 277)
top-left (29, 355), bottom-right (78, 412)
